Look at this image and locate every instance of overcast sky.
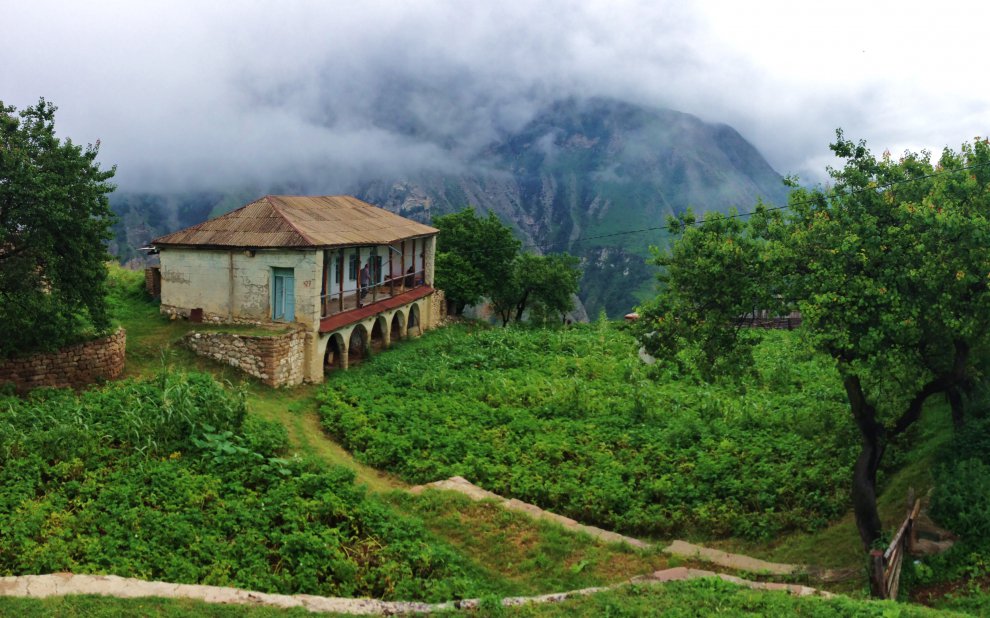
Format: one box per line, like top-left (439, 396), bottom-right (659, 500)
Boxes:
top-left (3, 0), bottom-right (988, 191)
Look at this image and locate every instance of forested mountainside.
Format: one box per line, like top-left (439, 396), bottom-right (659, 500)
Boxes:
top-left (110, 97), bottom-right (789, 317)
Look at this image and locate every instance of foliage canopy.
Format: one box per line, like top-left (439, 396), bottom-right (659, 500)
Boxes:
top-left (635, 132), bottom-right (990, 548)
top-left (0, 99), bottom-right (116, 357)
top-left (434, 207), bottom-right (581, 323)
top-left (434, 208), bottom-right (520, 314)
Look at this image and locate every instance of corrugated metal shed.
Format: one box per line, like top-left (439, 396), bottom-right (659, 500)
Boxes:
top-left (152, 195), bottom-right (438, 248)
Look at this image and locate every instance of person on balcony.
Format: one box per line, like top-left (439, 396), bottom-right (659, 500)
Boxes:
top-left (359, 261), bottom-right (371, 306)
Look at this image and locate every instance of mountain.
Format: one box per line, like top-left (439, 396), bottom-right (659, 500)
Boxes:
top-left (354, 98), bottom-right (789, 316)
top-left (109, 97), bottom-right (789, 317)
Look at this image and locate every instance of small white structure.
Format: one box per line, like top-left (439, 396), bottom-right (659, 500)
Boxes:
top-left (152, 195), bottom-right (441, 384)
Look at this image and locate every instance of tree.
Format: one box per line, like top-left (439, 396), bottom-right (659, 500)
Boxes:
top-left (0, 99), bottom-right (116, 358)
top-left (491, 252), bottom-right (582, 326)
top-left (636, 132), bottom-right (990, 551)
top-left (433, 208), bottom-right (520, 315)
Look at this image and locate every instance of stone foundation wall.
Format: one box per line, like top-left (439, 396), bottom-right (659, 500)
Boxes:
top-left (428, 289), bottom-right (447, 328)
top-left (0, 328), bottom-right (126, 394)
top-left (160, 304), bottom-right (264, 326)
top-left (182, 329), bottom-right (307, 387)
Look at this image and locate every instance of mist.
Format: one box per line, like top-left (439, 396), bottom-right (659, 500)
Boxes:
top-left (3, 1), bottom-right (989, 192)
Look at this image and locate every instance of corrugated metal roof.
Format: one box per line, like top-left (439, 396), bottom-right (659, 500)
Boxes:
top-left (152, 195), bottom-right (438, 248)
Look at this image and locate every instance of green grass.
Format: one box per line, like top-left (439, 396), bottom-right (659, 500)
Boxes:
top-left (0, 579), bottom-right (970, 617)
top-left (387, 490), bottom-right (669, 595)
top-left (0, 596), bottom-right (314, 617)
top-left (99, 263), bottom-right (979, 611)
top-left (490, 578), bottom-right (964, 617)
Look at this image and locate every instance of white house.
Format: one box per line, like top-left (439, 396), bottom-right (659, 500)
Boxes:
top-left (152, 195), bottom-right (441, 382)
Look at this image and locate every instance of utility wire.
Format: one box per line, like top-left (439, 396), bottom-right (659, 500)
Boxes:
top-left (522, 159), bottom-right (990, 252)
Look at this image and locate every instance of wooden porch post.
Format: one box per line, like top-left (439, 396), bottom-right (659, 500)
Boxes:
top-left (338, 248), bottom-right (345, 313)
top-left (389, 244), bottom-right (395, 295)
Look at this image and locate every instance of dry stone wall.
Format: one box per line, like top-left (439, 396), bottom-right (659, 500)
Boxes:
top-left (0, 328), bottom-right (126, 394)
top-left (182, 329), bottom-right (306, 387)
top-left (428, 289), bottom-right (447, 327)
top-left (145, 266), bottom-right (161, 298)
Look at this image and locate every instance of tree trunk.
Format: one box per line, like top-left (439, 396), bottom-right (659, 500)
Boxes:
top-left (948, 387), bottom-right (965, 430)
top-left (514, 289), bottom-right (530, 323)
top-left (844, 376), bottom-right (885, 549)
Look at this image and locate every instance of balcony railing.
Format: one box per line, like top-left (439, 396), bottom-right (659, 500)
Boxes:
top-left (320, 269), bottom-right (426, 318)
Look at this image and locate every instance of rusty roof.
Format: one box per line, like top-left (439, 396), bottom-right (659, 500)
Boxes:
top-left (152, 195), bottom-right (438, 249)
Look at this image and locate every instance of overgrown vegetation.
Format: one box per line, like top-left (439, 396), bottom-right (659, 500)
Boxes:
top-left (319, 322), bottom-right (858, 541)
top-left (907, 388), bottom-right (990, 610)
top-left (635, 133), bottom-right (990, 549)
top-left (0, 372), bottom-right (508, 601)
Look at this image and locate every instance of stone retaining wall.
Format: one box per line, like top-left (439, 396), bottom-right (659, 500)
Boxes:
top-left (428, 288), bottom-right (447, 327)
top-left (182, 329), bottom-right (307, 387)
top-left (0, 328), bottom-right (126, 394)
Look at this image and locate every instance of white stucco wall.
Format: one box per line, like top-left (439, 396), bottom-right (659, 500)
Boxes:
top-left (159, 247), bottom-right (321, 329)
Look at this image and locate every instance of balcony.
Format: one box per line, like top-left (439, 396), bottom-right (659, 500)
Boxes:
top-left (318, 268), bottom-right (432, 333)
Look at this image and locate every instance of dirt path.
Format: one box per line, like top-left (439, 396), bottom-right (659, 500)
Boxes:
top-left (411, 476), bottom-right (825, 578)
top-left (0, 568), bottom-right (831, 614)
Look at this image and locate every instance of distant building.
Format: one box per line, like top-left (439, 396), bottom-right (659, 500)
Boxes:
top-left (152, 195), bottom-right (441, 383)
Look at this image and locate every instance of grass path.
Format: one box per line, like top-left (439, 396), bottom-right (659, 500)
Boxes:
top-left (244, 384), bottom-right (404, 494)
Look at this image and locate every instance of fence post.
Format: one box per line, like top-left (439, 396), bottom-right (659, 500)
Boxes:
top-left (870, 549), bottom-right (886, 598)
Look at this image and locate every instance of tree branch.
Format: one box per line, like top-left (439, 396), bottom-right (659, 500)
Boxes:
top-left (890, 340), bottom-right (969, 436)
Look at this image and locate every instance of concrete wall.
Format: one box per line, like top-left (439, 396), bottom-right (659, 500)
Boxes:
top-left (182, 329), bottom-right (309, 387)
top-left (159, 248), bottom-right (321, 329)
top-left (0, 328), bottom-right (126, 394)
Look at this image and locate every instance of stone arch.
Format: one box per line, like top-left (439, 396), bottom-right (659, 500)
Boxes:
top-left (370, 315), bottom-right (388, 352)
top-left (390, 310), bottom-right (405, 344)
top-left (347, 324), bottom-right (369, 366)
top-left (323, 332), bottom-right (346, 373)
top-left (408, 303), bottom-right (422, 337)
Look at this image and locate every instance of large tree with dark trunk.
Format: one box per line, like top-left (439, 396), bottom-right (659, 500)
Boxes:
top-left (635, 132), bottom-right (990, 550)
top-left (0, 99), bottom-right (116, 358)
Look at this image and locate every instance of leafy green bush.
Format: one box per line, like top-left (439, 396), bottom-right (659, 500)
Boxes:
top-left (908, 391), bottom-right (990, 601)
top-left (0, 371), bottom-right (497, 601)
top-left (319, 324), bottom-right (857, 540)
top-left (931, 458), bottom-right (990, 541)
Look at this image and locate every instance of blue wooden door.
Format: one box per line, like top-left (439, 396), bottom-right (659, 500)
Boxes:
top-left (273, 268), bottom-right (295, 321)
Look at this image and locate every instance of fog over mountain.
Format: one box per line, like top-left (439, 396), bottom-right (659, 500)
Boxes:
top-left (4, 1), bottom-right (988, 194)
top-left (109, 96), bottom-right (788, 316)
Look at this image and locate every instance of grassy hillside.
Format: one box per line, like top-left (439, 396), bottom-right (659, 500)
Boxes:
top-left (5, 265), bottom-right (983, 613)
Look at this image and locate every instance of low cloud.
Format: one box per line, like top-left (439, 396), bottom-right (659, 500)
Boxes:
top-left (3, 1), bottom-right (987, 192)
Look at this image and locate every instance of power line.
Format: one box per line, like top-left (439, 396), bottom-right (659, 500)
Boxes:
top-left (522, 159), bottom-right (990, 252)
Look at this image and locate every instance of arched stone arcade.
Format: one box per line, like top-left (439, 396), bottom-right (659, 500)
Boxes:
top-left (313, 296), bottom-right (437, 380)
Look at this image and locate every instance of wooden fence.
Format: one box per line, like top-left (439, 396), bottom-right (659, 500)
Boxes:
top-left (870, 496), bottom-right (922, 599)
